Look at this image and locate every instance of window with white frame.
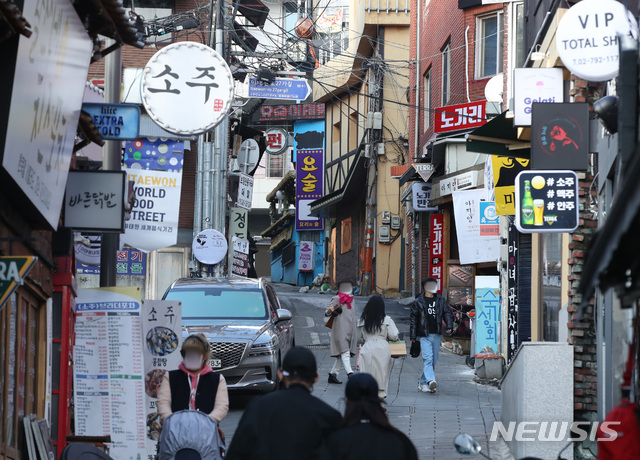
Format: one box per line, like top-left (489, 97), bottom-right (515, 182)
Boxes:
top-left (423, 70), bottom-right (431, 132)
top-left (442, 43), bottom-right (451, 105)
top-left (476, 12), bottom-right (504, 79)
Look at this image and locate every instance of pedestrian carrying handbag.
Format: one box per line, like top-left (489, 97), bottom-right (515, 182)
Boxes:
top-left (410, 340), bottom-right (421, 358)
top-left (389, 341), bottom-right (407, 358)
top-left (324, 306), bottom-right (343, 329)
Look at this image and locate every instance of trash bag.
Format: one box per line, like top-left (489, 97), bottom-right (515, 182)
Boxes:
top-left (158, 411), bottom-right (224, 460)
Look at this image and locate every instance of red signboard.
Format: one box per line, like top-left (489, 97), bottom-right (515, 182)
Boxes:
top-left (429, 214), bottom-right (444, 293)
top-left (434, 101), bottom-right (487, 133)
top-left (259, 103), bottom-right (325, 122)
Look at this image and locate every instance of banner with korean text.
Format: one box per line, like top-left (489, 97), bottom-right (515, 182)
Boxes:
top-left (122, 169), bottom-right (182, 252)
top-left (296, 148), bottom-right (324, 231)
top-left (452, 189), bottom-right (500, 265)
top-left (428, 214), bottom-right (444, 294)
top-left (142, 300), bottom-right (182, 459)
top-left (474, 288), bottom-right (501, 354)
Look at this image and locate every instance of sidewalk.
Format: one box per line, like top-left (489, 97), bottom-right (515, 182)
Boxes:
top-left (313, 346), bottom-right (507, 460)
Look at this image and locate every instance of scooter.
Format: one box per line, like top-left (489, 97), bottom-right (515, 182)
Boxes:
top-left (454, 433), bottom-right (572, 460)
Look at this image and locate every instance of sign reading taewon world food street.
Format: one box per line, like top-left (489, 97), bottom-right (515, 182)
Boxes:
top-left (434, 101), bottom-right (486, 134)
top-left (555, 0), bottom-right (638, 82)
top-left (141, 42), bottom-right (234, 135)
top-left (296, 149), bottom-right (324, 231)
top-left (121, 169), bottom-right (183, 252)
top-left (514, 170), bottom-right (579, 233)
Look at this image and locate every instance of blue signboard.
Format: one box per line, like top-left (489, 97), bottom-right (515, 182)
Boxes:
top-left (124, 138), bottom-right (185, 172)
top-left (248, 78), bottom-right (311, 101)
top-left (82, 103), bottom-right (141, 140)
top-left (475, 288), bottom-right (501, 355)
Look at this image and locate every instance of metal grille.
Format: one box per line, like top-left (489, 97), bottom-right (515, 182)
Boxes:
top-left (209, 342), bottom-right (247, 369)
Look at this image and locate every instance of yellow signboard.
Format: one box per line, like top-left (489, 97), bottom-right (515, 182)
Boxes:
top-left (492, 157), bottom-right (529, 215)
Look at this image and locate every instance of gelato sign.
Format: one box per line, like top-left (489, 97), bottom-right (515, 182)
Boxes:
top-left (555, 0), bottom-right (638, 82)
top-left (513, 69), bottom-right (564, 127)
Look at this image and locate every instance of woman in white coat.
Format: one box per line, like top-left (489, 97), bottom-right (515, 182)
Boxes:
top-left (357, 295), bottom-right (399, 399)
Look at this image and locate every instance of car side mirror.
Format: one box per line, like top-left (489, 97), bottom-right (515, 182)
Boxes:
top-left (276, 309), bottom-right (292, 322)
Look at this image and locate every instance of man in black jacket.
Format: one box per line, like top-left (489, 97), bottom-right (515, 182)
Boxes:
top-left (410, 277), bottom-right (453, 393)
top-left (226, 347), bottom-right (341, 460)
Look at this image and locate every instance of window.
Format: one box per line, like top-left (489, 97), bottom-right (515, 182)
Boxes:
top-left (166, 287), bottom-right (268, 320)
top-left (477, 13), bottom-right (504, 78)
top-left (442, 43), bottom-right (451, 105)
top-left (515, 3), bottom-right (525, 68)
top-left (284, 2), bottom-right (300, 39)
top-left (423, 70), bottom-right (432, 131)
top-left (255, 148), bottom-right (293, 179)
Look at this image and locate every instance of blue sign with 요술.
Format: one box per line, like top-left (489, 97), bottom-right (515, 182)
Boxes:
top-left (248, 78), bottom-right (312, 101)
top-left (82, 103), bottom-right (140, 140)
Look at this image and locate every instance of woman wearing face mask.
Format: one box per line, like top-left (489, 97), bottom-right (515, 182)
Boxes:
top-left (157, 333), bottom-right (229, 423)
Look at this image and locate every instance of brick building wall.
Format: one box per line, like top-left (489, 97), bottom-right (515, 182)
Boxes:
top-left (566, 77), bottom-right (603, 432)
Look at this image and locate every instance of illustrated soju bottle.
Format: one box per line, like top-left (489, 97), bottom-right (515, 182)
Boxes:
top-left (521, 180), bottom-right (534, 225)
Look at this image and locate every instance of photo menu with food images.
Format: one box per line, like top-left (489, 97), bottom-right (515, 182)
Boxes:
top-left (74, 287), bottom-right (146, 460)
top-left (141, 300), bottom-right (182, 459)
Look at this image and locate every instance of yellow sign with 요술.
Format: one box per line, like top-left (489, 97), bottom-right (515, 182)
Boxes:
top-left (0, 256), bottom-right (38, 309)
top-left (491, 157), bottom-right (529, 216)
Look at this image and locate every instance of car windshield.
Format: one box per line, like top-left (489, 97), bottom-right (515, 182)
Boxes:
top-left (165, 287), bottom-right (268, 320)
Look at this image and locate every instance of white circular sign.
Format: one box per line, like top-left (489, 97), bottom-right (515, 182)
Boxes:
top-left (555, 0), bottom-right (638, 82)
top-left (141, 42), bottom-right (234, 135)
top-left (192, 229), bottom-right (228, 265)
top-left (264, 128), bottom-right (289, 155)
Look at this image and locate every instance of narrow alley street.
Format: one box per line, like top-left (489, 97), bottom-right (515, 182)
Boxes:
top-left (219, 285), bottom-right (508, 460)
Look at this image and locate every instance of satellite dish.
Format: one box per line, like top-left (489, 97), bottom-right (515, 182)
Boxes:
top-left (237, 139), bottom-right (260, 174)
top-left (484, 75), bottom-right (504, 103)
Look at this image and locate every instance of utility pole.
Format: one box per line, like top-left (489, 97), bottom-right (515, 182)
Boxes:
top-left (100, 38), bottom-right (122, 287)
top-left (212, 0), bottom-right (229, 277)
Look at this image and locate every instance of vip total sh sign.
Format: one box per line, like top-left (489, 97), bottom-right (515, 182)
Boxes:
top-left (555, 0), bottom-right (638, 82)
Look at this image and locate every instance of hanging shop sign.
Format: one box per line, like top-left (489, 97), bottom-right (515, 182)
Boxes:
top-left (141, 42), bottom-right (234, 135)
top-left (258, 103), bottom-right (325, 122)
top-left (121, 169), bottom-right (182, 252)
top-left (436, 170), bottom-right (479, 197)
top-left (428, 214), bottom-right (444, 294)
top-left (264, 128), bottom-right (289, 155)
top-left (479, 202), bottom-right (499, 236)
top-left (513, 68), bottom-right (564, 127)
top-left (434, 101), bottom-right (486, 134)
top-left (229, 207), bottom-right (248, 240)
top-left (295, 149), bottom-right (324, 231)
top-left (412, 182), bottom-right (438, 212)
top-left (515, 170), bottom-right (579, 233)
top-left (64, 171), bottom-right (125, 232)
top-left (0, 256), bottom-right (37, 310)
top-left (452, 189), bottom-right (500, 265)
top-left (1, 0), bottom-right (93, 228)
top-left (192, 229), bottom-right (228, 265)
top-left (555, 0), bottom-right (638, 82)
top-left (486, 156), bottom-right (530, 216)
top-left (531, 103), bottom-right (589, 171)
top-left (507, 216), bottom-right (519, 364)
top-left (81, 103), bottom-right (140, 140)
top-left (298, 241), bottom-right (315, 272)
top-left (231, 237), bottom-right (250, 277)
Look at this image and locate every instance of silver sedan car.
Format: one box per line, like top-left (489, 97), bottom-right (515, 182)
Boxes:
top-left (162, 277), bottom-right (295, 392)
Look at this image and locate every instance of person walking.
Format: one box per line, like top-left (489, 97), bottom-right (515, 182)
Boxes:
top-left (410, 277), bottom-right (453, 393)
top-left (157, 333), bottom-right (229, 423)
top-left (327, 373), bottom-right (419, 460)
top-left (326, 280), bottom-right (358, 384)
top-left (226, 346), bottom-right (341, 460)
top-left (357, 295), bottom-right (399, 399)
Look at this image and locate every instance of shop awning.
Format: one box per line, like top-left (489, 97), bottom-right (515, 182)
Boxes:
top-left (579, 151), bottom-right (640, 308)
top-left (465, 111), bottom-right (531, 159)
top-left (309, 149), bottom-right (367, 218)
